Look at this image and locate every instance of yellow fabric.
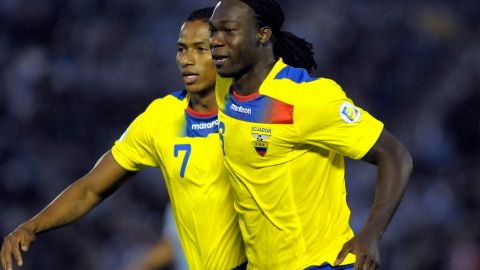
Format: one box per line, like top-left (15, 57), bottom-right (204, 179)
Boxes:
top-left (216, 59), bottom-right (383, 269)
top-left (112, 91), bottom-right (246, 269)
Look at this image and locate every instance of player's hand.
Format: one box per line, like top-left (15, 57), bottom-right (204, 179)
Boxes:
top-left (334, 230), bottom-right (380, 270)
top-left (1, 226), bottom-right (36, 270)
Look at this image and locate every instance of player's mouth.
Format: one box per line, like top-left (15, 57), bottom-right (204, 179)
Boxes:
top-left (182, 72), bottom-right (199, 84)
top-left (212, 55), bottom-right (228, 67)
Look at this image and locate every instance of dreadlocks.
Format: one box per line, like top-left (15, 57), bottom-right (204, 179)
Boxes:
top-left (239, 0), bottom-right (317, 73)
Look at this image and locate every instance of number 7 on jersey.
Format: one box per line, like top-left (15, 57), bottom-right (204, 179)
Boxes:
top-left (174, 144), bottom-right (191, 178)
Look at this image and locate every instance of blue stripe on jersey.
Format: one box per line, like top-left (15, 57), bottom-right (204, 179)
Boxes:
top-left (224, 93), bottom-right (270, 123)
top-left (170, 89), bottom-right (188, 100)
top-left (304, 263), bottom-right (354, 270)
top-left (274, 66), bottom-right (317, 83)
top-left (185, 111), bottom-right (219, 138)
top-left (224, 90), bottom-right (293, 124)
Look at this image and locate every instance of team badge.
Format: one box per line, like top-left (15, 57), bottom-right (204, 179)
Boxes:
top-left (252, 133), bottom-right (270, 157)
top-left (340, 102), bottom-right (361, 123)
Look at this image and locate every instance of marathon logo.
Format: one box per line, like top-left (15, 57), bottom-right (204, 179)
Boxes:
top-left (230, 103), bottom-right (252, 115)
top-left (191, 119), bottom-right (219, 130)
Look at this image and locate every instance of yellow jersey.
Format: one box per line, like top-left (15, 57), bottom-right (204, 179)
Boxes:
top-left (216, 59), bottom-right (383, 269)
top-left (112, 89), bottom-right (246, 269)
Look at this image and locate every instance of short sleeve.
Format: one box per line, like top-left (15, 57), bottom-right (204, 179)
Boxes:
top-left (111, 100), bottom-right (161, 171)
top-left (295, 79), bottom-right (384, 160)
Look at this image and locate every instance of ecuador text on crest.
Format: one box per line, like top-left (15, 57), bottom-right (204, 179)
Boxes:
top-left (251, 127), bottom-right (271, 157)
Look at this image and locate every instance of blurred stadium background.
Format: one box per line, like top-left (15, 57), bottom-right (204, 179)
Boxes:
top-left (0, 0), bottom-right (479, 269)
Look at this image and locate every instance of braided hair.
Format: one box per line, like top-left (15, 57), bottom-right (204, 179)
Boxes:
top-left (239, 0), bottom-right (317, 73)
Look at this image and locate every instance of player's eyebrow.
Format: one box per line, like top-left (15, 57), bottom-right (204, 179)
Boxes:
top-left (218, 20), bottom-right (239, 23)
top-left (210, 19), bottom-right (240, 26)
top-left (177, 41), bottom-right (209, 47)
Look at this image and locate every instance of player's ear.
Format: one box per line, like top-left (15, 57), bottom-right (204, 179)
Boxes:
top-left (257, 26), bottom-right (272, 45)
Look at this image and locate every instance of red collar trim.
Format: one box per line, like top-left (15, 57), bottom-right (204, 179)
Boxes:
top-left (186, 105), bottom-right (217, 118)
top-left (232, 89), bottom-right (260, 102)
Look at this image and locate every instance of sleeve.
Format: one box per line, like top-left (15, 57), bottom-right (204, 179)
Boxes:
top-left (111, 100), bottom-right (162, 171)
top-left (294, 78), bottom-right (384, 160)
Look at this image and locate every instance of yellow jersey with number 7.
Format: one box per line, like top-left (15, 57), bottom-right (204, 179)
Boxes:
top-left (111, 89), bottom-right (246, 269)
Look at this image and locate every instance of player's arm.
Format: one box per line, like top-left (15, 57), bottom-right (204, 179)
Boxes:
top-left (1, 150), bottom-right (133, 270)
top-left (335, 128), bottom-right (413, 270)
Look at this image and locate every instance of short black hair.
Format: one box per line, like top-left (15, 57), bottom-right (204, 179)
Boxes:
top-left (186, 7), bottom-right (215, 22)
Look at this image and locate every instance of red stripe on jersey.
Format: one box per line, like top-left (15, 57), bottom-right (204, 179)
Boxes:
top-left (267, 99), bottom-right (294, 124)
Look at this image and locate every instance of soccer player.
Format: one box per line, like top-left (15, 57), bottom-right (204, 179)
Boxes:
top-left (1, 7), bottom-right (247, 270)
top-left (209, 1), bottom-right (413, 269)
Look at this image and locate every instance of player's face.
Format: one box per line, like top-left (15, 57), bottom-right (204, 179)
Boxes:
top-left (176, 20), bottom-right (216, 94)
top-left (209, 0), bottom-right (262, 78)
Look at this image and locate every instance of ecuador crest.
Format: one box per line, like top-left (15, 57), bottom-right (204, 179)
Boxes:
top-left (252, 133), bottom-right (270, 157)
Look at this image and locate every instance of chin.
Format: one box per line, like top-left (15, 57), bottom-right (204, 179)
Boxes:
top-left (185, 84), bottom-right (200, 93)
top-left (217, 69), bottom-right (236, 78)
top-left (187, 85), bottom-right (213, 95)
top-left (217, 64), bottom-right (246, 79)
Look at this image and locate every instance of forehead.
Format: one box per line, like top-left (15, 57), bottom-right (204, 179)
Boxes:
top-left (178, 20), bottom-right (210, 43)
top-left (211, 0), bottom-right (255, 25)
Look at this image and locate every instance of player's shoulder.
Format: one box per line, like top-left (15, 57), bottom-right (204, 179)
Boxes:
top-left (271, 65), bottom-right (318, 85)
top-left (293, 77), bottom-right (347, 107)
top-left (166, 89), bottom-right (189, 101)
top-left (271, 65), bottom-right (341, 91)
top-left (145, 89), bottom-right (187, 111)
top-left (137, 89), bottom-right (187, 134)
top-left (265, 65), bottom-right (345, 104)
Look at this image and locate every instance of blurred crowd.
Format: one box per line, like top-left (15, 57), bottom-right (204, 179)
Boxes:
top-left (0, 0), bottom-right (478, 269)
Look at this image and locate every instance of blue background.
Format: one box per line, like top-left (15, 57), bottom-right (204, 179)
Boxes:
top-left (0, 0), bottom-right (479, 269)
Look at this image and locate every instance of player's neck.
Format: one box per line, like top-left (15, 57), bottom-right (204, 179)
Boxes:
top-left (189, 88), bottom-right (217, 113)
top-left (233, 53), bottom-right (276, 96)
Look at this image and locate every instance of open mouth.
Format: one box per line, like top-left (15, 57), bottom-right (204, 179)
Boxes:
top-left (212, 55), bottom-right (228, 66)
top-left (182, 72), bottom-right (199, 84)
